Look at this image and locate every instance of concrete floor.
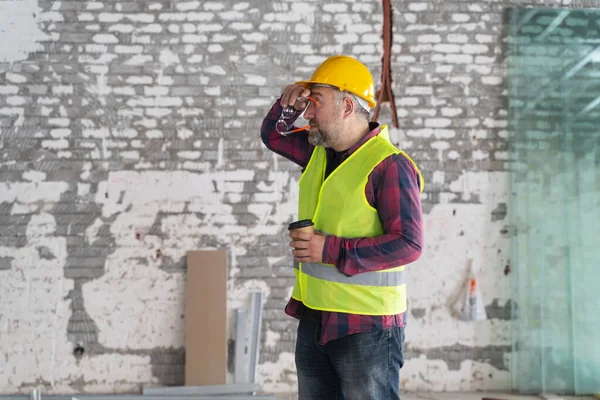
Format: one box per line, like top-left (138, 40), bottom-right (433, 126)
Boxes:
top-left (400, 393), bottom-right (595, 400)
top-left (275, 393), bottom-right (596, 400)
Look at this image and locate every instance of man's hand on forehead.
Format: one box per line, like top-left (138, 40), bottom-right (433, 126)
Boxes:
top-left (280, 84), bottom-right (312, 110)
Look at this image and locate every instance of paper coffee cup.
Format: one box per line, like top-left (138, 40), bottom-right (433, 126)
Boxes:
top-left (288, 219), bottom-right (314, 237)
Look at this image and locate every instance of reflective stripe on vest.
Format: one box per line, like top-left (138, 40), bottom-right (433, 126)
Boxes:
top-left (294, 262), bottom-right (405, 287)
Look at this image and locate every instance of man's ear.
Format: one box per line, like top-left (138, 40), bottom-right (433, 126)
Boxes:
top-left (343, 96), bottom-right (354, 118)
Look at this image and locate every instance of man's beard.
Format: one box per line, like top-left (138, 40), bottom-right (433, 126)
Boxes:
top-left (308, 130), bottom-right (325, 146)
top-left (308, 127), bottom-right (334, 148)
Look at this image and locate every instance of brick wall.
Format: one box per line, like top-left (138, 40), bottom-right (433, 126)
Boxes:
top-left (0, 0), bottom-right (580, 395)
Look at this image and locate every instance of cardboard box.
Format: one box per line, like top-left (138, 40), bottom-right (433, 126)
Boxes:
top-left (185, 250), bottom-right (227, 385)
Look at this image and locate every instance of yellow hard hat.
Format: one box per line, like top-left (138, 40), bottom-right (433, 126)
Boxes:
top-left (295, 55), bottom-right (377, 109)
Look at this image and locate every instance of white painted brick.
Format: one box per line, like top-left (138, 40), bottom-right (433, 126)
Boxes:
top-left (476, 55), bottom-right (496, 64)
top-left (112, 87), bottom-right (136, 96)
top-left (208, 44), bottom-right (223, 52)
top-left (159, 13), bottom-right (186, 22)
top-left (182, 34), bottom-right (208, 43)
top-left (452, 13), bottom-right (470, 22)
top-left (176, 1), bottom-right (200, 11)
top-left (125, 55), bottom-right (153, 66)
top-left (6, 73), bottom-right (27, 84)
top-left (0, 85), bottom-right (19, 94)
top-left (187, 55), bottom-right (203, 63)
top-left (462, 44), bottom-right (489, 54)
top-left (409, 3), bottom-right (428, 11)
top-left (425, 118), bottom-right (452, 128)
top-left (145, 130), bottom-right (163, 138)
top-left (85, 44), bottom-right (108, 53)
top-left (41, 139), bottom-right (69, 149)
top-left (115, 45), bottom-right (143, 54)
top-left (120, 151), bottom-right (140, 160)
top-left (98, 13), bottom-right (123, 22)
top-left (418, 34), bottom-right (441, 43)
top-left (86, 2), bottom-right (104, 10)
top-left (0, 107), bottom-right (24, 116)
top-left (495, 151), bottom-right (509, 160)
top-left (133, 35), bottom-right (151, 44)
top-left (347, 24), bottom-right (372, 34)
top-left (432, 54), bottom-right (473, 64)
top-left (157, 76), bottom-right (174, 85)
top-left (441, 108), bottom-right (463, 117)
top-left (467, 65), bottom-right (492, 74)
top-left (155, 97), bottom-right (183, 107)
top-left (144, 87), bottom-right (169, 96)
top-left (362, 33), bottom-right (381, 44)
top-left (398, 97), bottom-right (420, 106)
top-left (197, 24), bottom-right (223, 32)
top-left (78, 13), bottom-right (95, 21)
top-left (352, 44), bottom-right (376, 53)
top-left (126, 76), bottom-right (153, 85)
top-left (148, 3), bottom-right (163, 10)
top-left (447, 150), bottom-right (460, 159)
top-left (183, 23), bottom-right (196, 33)
top-left (406, 86), bottom-right (433, 95)
top-left (231, 22), bottom-right (253, 31)
top-left (322, 3), bottom-right (347, 12)
top-left (242, 32), bottom-right (268, 42)
top-left (475, 34), bottom-right (494, 43)
top-left (125, 14), bottom-right (155, 23)
top-left (93, 34), bottom-right (119, 44)
top-left (404, 13), bottom-right (417, 24)
top-left (233, 2), bottom-right (249, 10)
top-left (48, 118), bottom-right (70, 127)
top-left (140, 24), bottom-right (163, 33)
top-left (434, 44), bottom-right (461, 53)
top-left (483, 118), bottom-right (507, 128)
top-left (482, 76), bottom-right (503, 85)
top-left (334, 33), bottom-right (359, 45)
top-left (447, 33), bottom-right (469, 43)
top-left (220, 10), bottom-right (245, 20)
top-left (52, 86), bottom-right (73, 95)
top-left (472, 150), bottom-right (489, 160)
top-left (145, 108), bottom-right (171, 118)
top-left (39, 12), bottom-right (64, 21)
top-left (109, 24), bottom-right (135, 33)
top-left (203, 2), bottom-right (225, 11)
top-left (187, 12), bottom-right (215, 21)
top-left (85, 24), bottom-right (101, 31)
top-left (6, 96), bottom-right (26, 106)
top-left (177, 151), bottom-right (201, 160)
top-left (38, 97), bottom-right (60, 105)
top-left (204, 86), bottom-right (221, 96)
top-left (396, 55), bottom-right (416, 63)
top-left (50, 129), bottom-right (71, 138)
top-left (414, 109), bottom-right (437, 117)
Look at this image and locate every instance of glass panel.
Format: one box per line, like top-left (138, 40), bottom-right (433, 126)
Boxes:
top-left (507, 8), bottom-right (600, 395)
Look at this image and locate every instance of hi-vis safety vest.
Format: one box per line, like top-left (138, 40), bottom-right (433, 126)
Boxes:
top-left (291, 125), bottom-right (424, 315)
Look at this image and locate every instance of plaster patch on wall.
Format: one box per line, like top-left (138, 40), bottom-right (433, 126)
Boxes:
top-left (0, 0), bottom-right (51, 63)
top-left (403, 171), bottom-right (511, 388)
top-left (0, 214), bottom-right (73, 390)
top-left (259, 351), bottom-right (297, 393)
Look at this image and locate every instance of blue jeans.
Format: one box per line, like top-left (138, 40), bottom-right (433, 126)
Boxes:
top-left (295, 315), bottom-right (405, 400)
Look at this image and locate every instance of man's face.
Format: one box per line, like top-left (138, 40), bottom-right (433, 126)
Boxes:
top-left (305, 86), bottom-right (343, 148)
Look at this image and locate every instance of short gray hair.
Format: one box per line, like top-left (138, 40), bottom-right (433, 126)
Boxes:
top-left (342, 91), bottom-right (370, 120)
top-left (312, 83), bottom-right (371, 119)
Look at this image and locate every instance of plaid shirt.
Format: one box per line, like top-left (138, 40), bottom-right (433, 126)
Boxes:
top-left (261, 100), bottom-right (424, 345)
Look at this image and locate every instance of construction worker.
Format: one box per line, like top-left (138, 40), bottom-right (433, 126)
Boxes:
top-left (260, 55), bottom-right (424, 400)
